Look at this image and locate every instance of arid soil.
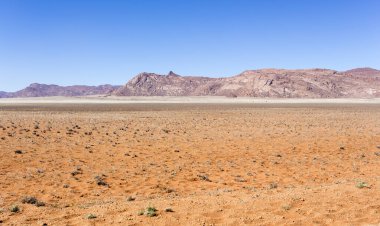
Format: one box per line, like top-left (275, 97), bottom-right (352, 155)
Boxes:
top-left (0, 103), bottom-right (380, 225)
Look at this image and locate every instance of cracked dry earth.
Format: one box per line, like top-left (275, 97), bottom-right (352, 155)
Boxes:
top-left (0, 103), bottom-right (380, 225)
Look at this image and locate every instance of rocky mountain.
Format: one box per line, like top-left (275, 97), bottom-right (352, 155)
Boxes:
top-left (1, 68), bottom-right (379, 98)
top-left (2, 83), bottom-right (121, 98)
top-left (114, 68), bottom-right (380, 98)
top-left (113, 71), bottom-right (215, 96)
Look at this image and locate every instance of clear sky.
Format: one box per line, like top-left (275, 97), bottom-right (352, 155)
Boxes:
top-left (0, 0), bottom-right (379, 91)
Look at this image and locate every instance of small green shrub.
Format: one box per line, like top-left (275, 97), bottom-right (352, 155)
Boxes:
top-left (356, 181), bottom-right (369, 189)
top-left (138, 206), bottom-right (158, 217)
top-left (146, 206), bottom-right (157, 217)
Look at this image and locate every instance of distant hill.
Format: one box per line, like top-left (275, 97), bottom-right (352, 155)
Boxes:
top-left (2, 83), bottom-right (121, 98)
top-left (1, 68), bottom-right (379, 98)
top-left (0, 91), bottom-right (10, 98)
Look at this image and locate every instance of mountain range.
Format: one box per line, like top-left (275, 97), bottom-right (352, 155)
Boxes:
top-left (1, 67), bottom-right (379, 98)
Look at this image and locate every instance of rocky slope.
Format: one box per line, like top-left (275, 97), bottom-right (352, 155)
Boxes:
top-left (113, 71), bottom-right (215, 96)
top-left (114, 68), bottom-right (380, 98)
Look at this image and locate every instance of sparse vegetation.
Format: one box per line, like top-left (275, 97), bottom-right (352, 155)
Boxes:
top-left (146, 206), bottom-right (158, 217)
top-left (282, 204), bottom-right (291, 211)
top-left (269, 182), bottom-right (278, 189)
top-left (10, 205), bottom-right (20, 213)
top-left (87, 214), bottom-right (97, 219)
top-left (138, 206), bottom-right (158, 217)
top-left (71, 167), bottom-right (82, 176)
top-left (95, 175), bottom-right (109, 186)
top-left (356, 181), bottom-right (369, 189)
top-left (198, 174), bottom-right (211, 182)
top-left (1, 102), bottom-right (380, 225)
top-left (234, 176), bottom-right (247, 182)
top-left (21, 196), bottom-right (45, 207)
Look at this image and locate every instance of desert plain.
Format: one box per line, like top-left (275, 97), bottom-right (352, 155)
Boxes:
top-left (1, 98), bottom-right (380, 225)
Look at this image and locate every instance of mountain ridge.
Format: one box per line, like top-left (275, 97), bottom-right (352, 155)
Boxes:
top-left (114, 67), bottom-right (380, 98)
top-left (1, 67), bottom-right (379, 98)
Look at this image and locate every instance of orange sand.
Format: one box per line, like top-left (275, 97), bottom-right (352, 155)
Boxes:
top-left (0, 103), bottom-right (380, 225)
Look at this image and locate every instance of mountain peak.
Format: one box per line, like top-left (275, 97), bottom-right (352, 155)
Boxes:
top-left (29, 83), bottom-right (48, 88)
top-left (167, 71), bottom-right (180, 77)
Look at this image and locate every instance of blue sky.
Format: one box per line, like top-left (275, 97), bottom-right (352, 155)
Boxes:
top-left (0, 0), bottom-right (379, 91)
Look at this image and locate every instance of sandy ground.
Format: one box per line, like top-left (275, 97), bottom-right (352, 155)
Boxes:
top-left (0, 100), bottom-right (380, 225)
top-left (0, 96), bottom-right (380, 104)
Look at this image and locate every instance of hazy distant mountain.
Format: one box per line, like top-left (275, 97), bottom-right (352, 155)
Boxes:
top-left (2, 83), bottom-right (121, 98)
top-left (0, 91), bottom-right (10, 98)
top-left (344, 67), bottom-right (380, 77)
top-left (1, 68), bottom-right (379, 98)
top-left (114, 68), bottom-right (380, 98)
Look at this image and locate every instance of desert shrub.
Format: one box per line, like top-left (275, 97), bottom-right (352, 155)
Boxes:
top-left (87, 214), bottom-right (97, 219)
top-left (10, 205), bottom-right (20, 213)
top-left (146, 206), bottom-right (157, 217)
top-left (21, 196), bottom-right (45, 207)
top-left (138, 206), bottom-right (158, 217)
top-left (356, 181), bottom-right (369, 189)
top-left (269, 182), bottom-right (278, 189)
top-left (95, 175), bottom-right (108, 186)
